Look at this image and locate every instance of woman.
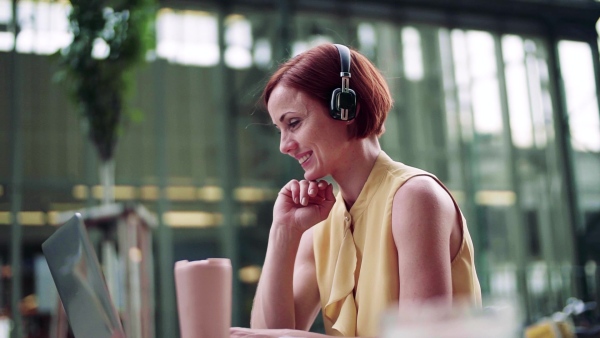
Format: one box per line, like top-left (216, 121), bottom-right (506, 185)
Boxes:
top-left (231, 44), bottom-right (481, 338)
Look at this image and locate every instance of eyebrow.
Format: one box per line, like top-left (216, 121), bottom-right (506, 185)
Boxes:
top-left (279, 111), bottom-right (294, 123)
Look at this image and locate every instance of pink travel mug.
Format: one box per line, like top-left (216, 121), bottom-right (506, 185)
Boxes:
top-left (174, 258), bottom-right (232, 338)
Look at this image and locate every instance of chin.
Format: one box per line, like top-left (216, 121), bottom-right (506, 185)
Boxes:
top-left (304, 170), bottom-right (326, 181)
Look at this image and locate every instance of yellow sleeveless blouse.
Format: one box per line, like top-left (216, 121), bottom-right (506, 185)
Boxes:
top-left (312, 151), bottom-right (481, 337)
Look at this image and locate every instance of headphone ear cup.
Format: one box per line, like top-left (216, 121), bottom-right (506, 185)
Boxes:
top-left (330, 88), bottom-right (357, 120)
top-left (330, 88), bottom-right (342, 119)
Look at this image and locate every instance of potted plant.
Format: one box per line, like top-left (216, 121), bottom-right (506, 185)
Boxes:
top-left (55, 0), bottom-right (155, 204)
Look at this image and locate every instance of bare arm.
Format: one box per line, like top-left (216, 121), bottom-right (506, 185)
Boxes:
top-left (292, 229), bottom-right (321, 330)
top-left (250, 223), bottom-right (303, 328)
top-left (392, 176), bottom-right (461, 310)
top-left (251, 180), bottom-right (334, 329)
top-left (231, 327), bottom-right (371, 338)
top-left (231, 327), bottom-right (354, 338)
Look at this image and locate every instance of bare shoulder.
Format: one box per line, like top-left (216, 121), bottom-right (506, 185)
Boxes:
top-left (392, 175), bottom-right (457, 236)
top-left (392, 176), bottom-right (458, 301)
top-left (395, 175), bottom-right (448, 203)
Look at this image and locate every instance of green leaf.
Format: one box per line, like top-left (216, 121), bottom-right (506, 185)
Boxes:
top-left (54, 0), bottom-right (156, 161)
top-left (129, 108), bottom-right (144, 123)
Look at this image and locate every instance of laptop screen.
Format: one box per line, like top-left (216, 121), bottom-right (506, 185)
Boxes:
top-left (42, 213), bottom-right (126, 338)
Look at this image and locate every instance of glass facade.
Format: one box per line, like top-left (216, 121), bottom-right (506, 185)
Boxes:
top-left (1, 0), bottom-right (600, 336)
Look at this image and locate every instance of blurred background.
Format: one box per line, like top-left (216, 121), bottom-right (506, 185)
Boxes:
top-left (1, 0), bottom-right (600, 337)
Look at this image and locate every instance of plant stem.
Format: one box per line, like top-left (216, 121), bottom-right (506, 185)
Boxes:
top-left (100, 158), bottom-right (115, 205)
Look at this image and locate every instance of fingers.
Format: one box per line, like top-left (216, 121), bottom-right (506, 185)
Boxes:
top-left (317, 180), bottom-right (329, 191)
top-left (298, 180), bottom-right (309, 206)
top-left (281, 179), bottom-right (333, 206)
top-left (287, 180), bottom-right (300, 204)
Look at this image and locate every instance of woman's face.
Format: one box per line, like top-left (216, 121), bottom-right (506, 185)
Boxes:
top-left (268, 85), bottom-right (352, 181)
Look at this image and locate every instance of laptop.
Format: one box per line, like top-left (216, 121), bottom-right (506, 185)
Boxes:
top-left (42, 213), bottom-right (126, 338)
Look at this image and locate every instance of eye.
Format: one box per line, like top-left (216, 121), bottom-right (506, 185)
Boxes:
top-left (288, 118), bottom-right (300, 129)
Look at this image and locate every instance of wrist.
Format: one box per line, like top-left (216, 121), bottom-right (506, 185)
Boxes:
top-left (269, 223), bottom-right (303, 246)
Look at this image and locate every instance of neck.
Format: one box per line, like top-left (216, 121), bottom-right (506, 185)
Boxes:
top-left (331, 136), bottom-right (381, 210)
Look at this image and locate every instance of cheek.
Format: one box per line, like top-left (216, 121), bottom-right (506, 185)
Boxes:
top-left (325, 123), bottom-right (348, 141)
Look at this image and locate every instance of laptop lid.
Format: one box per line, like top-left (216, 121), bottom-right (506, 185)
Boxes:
top-left (42, 213), bottom-right (126, 338)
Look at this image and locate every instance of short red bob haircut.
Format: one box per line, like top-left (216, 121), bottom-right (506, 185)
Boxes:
top-left (263, 44), bottom-right (393, 139)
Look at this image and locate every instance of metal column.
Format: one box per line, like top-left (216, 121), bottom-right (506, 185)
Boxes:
top-left (450, 30), bottom-right (487, 292)
top-left (589, 34), bottom-right (600, 160)
top-left (215, 1), bottom-right (242, 327)
top-left (275, 0), bottom-right (293, 61)
top-left (275, 0), bottom-right (296, 180)
top-left (154, 59), bottom-right (177, 338)
top-left (438, 28), bottom-right (484, 291)
top-left (494, 34), bottom-right (532, 322)
top-left (586, 29), bottom-right (600, 305)
top-left (546, 30), bottom-right (587, 301)
top-left (9, 0), bottom-right (23, 336)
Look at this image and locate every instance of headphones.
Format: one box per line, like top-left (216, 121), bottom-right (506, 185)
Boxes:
top-left (329, 44), bottom-right (357, 121)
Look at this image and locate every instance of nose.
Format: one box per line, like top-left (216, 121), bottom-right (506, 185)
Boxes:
top-left (279, 131), bottom-right (298, 155)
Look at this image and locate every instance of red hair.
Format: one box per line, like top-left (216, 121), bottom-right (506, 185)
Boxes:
top-left (263, 44), bottom-right (393, 138)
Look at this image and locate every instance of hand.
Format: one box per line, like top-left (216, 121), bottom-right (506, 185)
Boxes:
top-left (273, 179), bottom-right (335, 234)
top-left (230, 327), bottom-right (309, 337)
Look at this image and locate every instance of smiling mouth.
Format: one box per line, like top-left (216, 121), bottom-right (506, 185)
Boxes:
top-left (298, 153), bottom-right (311, 165)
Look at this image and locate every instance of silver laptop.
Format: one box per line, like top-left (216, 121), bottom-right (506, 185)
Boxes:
top-left (42, 213), bottom-right (126, 338)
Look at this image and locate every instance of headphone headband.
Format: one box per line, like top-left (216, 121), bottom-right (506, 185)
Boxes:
top-left (335, 44), bottom-right (352, 78)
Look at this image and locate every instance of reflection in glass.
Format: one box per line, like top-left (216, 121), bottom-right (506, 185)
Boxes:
top-left (225, 15), bottom-right (252, 69)
top-left (92, 38), bottom-right (110, 60)
top-left (357, 22), bottom-right (376, 59)
top-left (253, 38), bottom-right (272, 69)
top-left (450, 29), bottom-right (474, 142)
top-left (156, 9), bottom-right (219, 66)
top-left (401, 27), bottom-right (423, 81)
top-left (12, 1), bottom-right (71, 55)
top-left (0, 31), bottom-right (14, 51)
top-left (466, 31), bottom-right (502, 135)
top-left (524, 40), bottom-right (548, 148)
top-left (559, 41), bottom-right (600, 152)
top-left (0, 0), bottom-right (11, 24)
top-left (503, 35), bottom-right (534, 149)
top-left (292, 40), bottom-right (308, 56)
